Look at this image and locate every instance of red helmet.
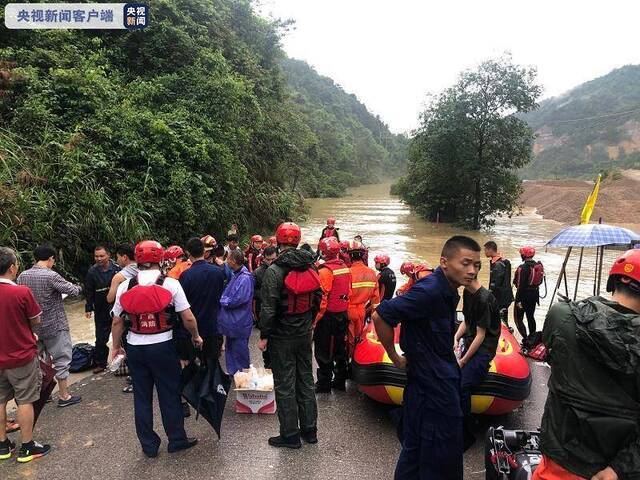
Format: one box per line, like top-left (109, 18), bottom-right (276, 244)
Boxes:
top-left (268, 236), bottom-right (277, 246)
top-left (347, 240), bottom-right (365, 253)
top-left (164, 245), bottom-right (184, 261)
top-left (327, 217), bottom-right (336, 227)
top-left (135, 240), bottom-right (164, 264)
top-left (276, 222), bottom-right (301, 246)
top-left (607, 249), bottom-right (640, 292)
top-left (319, 237), bottom-right (340, 258)
top-left (201, 235), bottom-right (217, 251)
top-left (519, 246), bottom-right (536, 258)
top-left (374, 253), bottom-right (390, 266)
top-left (251, 234), bottom-right (263, 243)
top-left (412, 263), bottom-right (433, 275)
top-left (400, 261), bottom-right (415, 276)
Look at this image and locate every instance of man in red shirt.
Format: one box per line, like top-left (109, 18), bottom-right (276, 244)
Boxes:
top-left (0, 247), bottom-right (51, 463)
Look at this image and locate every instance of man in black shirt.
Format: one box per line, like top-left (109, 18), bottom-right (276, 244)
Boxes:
top-left (85, 245), bottom-right (120, 373)
top-left (454, 275), bottom-right (500, 416)
top-left (374, 253), bottom-right (396, 301)
top-left (484, 241), bottom-right (514, 329)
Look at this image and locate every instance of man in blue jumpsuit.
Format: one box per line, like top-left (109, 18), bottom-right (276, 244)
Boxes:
top-left (372, 236), bottom-right (482, 479)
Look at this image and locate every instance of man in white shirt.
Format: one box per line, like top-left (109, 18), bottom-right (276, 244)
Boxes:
top-left (110, 240), bottom-right (203, 458)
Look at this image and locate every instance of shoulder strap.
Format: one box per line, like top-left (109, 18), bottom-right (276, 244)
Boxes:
top-left (127, 276), bottom-right (139, 290)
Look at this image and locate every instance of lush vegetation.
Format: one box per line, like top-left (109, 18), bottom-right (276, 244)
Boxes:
top-left (282, 58), bottom-right (408, 197)
top-left (521, 65), bottom-right (640, 178)
top-left (0, 0), bottom-right (405, 276)
top-left (394, 56), bottom-right (541, 229)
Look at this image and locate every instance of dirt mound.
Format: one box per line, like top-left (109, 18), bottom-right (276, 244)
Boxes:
top-left (520, 170), bottom-right (640, 225)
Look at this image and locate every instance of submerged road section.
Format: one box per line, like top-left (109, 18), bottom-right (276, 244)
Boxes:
top-left (0, 329), bottom-right (549, 480)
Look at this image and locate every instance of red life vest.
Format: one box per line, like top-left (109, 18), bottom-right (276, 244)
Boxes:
top-left (120, 275), bottom-right (175, 335)
top-left (284, 268), bottom-right (321, 315)
top-left (318, 259), bottom-right (351, 313)
top-left (322, 227), bottom-right (337, 239)
top-left (515, 261), bottom-right (545, 290)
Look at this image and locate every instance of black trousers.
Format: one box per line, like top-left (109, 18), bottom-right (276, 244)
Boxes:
top-left (514, 291), bottom-right (538, 339)
top-left (270, 334), bottom-right (318, 438)
top-left (93, 309), bottom-right (112, 367)
top-left (313, 311), bottom-right (349, 387)
top-left (127, 340), bottom-right (189, 455)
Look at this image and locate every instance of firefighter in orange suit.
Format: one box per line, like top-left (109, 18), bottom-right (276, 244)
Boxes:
top-left (346, 241), bottom-right (379, 356)
top-left (314, 237), bottom-right (351, 393)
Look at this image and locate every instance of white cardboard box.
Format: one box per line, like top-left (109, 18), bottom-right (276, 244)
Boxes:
top-left (235, 368), bottom-right (276, 414)
top-left (235, 389), bottom-right (276, 414)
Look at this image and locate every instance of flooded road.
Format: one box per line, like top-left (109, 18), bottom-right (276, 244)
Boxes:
top-left (300, 182), bottom-right (622, 328)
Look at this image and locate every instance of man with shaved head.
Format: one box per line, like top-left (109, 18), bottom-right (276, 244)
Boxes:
top-left (373, 235), bottom-right (482, 480)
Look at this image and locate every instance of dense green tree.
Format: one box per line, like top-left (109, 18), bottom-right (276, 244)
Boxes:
top-left (395, 55), bottom-right (541, 229)
top-left (0, 0), bottom-right (406, 276)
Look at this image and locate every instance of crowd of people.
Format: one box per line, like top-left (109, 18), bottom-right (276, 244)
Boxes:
top-left (1, 217), bottom-right (640, 480)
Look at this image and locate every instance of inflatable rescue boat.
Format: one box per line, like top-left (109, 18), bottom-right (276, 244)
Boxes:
top-left (351, 321), bottom-right (532, 415)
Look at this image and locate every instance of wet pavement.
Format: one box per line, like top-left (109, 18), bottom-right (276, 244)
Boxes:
top-left (0, 329), bottom-right (550, 480)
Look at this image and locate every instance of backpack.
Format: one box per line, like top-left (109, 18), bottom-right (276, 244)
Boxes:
top-left (283, 268), bottom-right (321, 315)
top-left (120, 274), bottom-right (175, 334)
top-left (529, 262), bottom-right (545, 287)
top-left (515, 261), bottom-right (544, 289)
top-left (69, 343), bottom-right (95, 373)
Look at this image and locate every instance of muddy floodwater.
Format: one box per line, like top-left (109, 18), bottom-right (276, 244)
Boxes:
top-left (300, 183), bottom-right (623, 328)
top-left (66, 182), bottom-right (625, 343)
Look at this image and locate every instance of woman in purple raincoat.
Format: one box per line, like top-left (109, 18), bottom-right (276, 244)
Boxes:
top-left (218, 250), bottom-right (255, 374)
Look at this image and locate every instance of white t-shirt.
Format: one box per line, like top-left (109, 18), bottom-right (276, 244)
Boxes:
top-left (112, 269), bottom-right (190, 346)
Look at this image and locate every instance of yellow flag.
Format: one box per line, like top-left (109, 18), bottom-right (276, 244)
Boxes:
top-left (580, 174), bottom-right (601, 225)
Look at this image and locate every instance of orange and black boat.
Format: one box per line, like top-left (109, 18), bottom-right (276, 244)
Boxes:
top-left (351, 321), bottom-right (532, 415)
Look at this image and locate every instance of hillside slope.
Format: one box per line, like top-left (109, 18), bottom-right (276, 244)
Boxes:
top-left (520, 170), bottom-right (640, 225)
top-left (282, 58), bottom-right (408, 196)
top-left (522, 65), bottom-right (640, 178)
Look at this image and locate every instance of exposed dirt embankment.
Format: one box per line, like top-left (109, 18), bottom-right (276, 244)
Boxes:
top-left (520, 170), bottom-right (640, 227)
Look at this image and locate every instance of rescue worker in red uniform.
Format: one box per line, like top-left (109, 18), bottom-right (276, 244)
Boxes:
top-left (165, 245), bottom-right (191, 280)
top-left (339, 241), bottom-right (352, 267)
top-left (347, 241), bottom-right (380, 356)
top-left (396, 261), bottom-right (415, 296)
top-left (319, 218), bottom-right (340, 242)
top-left (314, 237), bottom-right (352, 393)
top-left (245, 234), bottom-right (263, 273)
top-left (397, 263), bottom-right (433, 296)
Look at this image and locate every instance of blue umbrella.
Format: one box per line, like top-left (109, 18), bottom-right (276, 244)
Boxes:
top-left (546, 224), bottom-right (639, 248)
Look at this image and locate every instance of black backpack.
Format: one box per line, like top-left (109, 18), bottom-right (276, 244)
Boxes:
top-left (69, 342), bottom-right (95, 373)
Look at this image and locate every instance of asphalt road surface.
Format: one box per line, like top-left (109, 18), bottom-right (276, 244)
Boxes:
top-left (0, 331), bottom-right (550, 480)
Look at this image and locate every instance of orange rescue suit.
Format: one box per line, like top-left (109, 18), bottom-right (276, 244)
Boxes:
top-left (347, 260), bottom-right (379, 353)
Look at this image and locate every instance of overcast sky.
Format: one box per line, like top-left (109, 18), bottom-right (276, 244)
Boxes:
top-left (257, 0), bottom-right (640, 134)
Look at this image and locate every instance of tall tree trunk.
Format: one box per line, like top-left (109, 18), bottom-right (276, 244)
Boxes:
top-left (473, 142), bottom-right (484, 229)
top-left (473, 178), bottom-right (481, 230)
